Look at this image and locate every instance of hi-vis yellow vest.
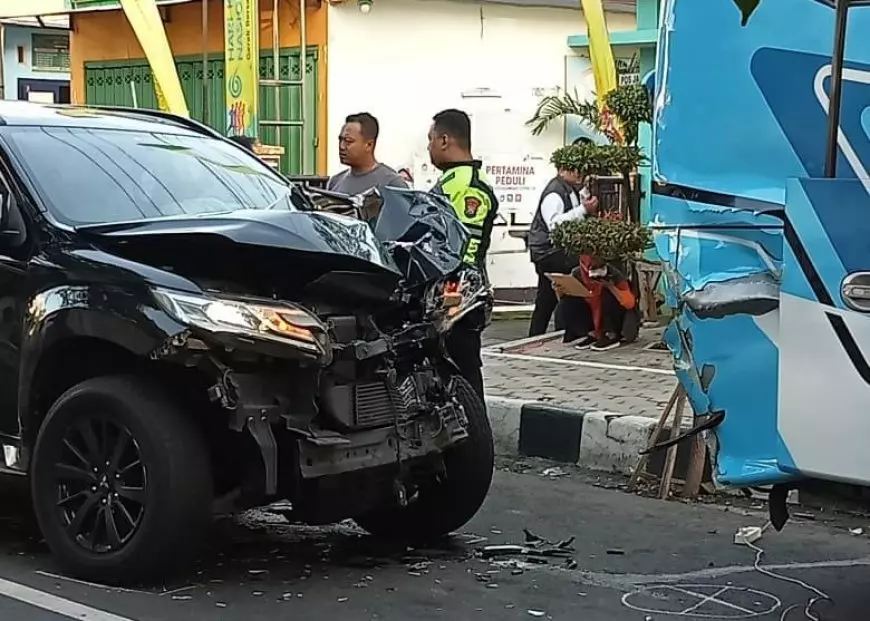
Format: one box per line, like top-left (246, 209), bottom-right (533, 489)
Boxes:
top-left (433, 162), bottom-right (499, 267)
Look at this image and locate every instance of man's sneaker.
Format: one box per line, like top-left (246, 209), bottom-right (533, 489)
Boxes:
top-left (591, 336), bottom-right (621, 351)
top-left (573, 335), bottom-right (596, 350)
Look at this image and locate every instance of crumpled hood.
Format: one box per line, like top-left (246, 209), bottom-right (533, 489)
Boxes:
top-left (78, 209), bottom-right (401, 275)
top-left (76, 210), bottom-right (405, 301)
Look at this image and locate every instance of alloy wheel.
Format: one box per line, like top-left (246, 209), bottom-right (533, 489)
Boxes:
top-left (53, 417), bottom-right (147, 554)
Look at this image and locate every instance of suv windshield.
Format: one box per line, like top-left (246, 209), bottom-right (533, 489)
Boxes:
top-left (1, 125), bottom-right (295, 226)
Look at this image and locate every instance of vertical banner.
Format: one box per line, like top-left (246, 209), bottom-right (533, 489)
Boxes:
top-left (119, 0), bottom-right (189, 117)
top-left (579, 0), bottom-right (622, 144)
top-left (224, 0), bottom-right (259, 137)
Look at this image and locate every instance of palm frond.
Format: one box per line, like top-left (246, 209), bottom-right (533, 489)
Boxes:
top-left (525, 90), bottom-right (599, 136)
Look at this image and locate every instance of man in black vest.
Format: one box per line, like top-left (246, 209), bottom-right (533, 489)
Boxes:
top-left (527, 167), bottom-right (598, 336)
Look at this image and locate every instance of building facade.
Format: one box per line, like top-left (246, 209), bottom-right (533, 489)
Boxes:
top-left (1, 17), bottom-right (71, 103)
top-left (67, 0), bottom-right (328, 175)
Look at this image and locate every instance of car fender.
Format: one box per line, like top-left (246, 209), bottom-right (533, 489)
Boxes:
top-left (17, 283), bottom-right (187, 433)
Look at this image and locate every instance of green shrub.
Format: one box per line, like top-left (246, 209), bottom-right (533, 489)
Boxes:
top-left (550, 217), bottom-right (651, 262)
top-left (550, 143), bottom-right (645, 176)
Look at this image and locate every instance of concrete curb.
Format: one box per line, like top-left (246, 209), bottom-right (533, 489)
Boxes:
top-left (486, 396), bottom-right (710, 482)
top-left (491, 304), bottom-right (534, 321)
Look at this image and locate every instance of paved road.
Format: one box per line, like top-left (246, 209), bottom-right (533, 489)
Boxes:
top-left (1, 465), bottom-right (869, 620)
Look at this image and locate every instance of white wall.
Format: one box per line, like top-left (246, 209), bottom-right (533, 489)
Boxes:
top-left (327, 0), bottom-right (635, 291)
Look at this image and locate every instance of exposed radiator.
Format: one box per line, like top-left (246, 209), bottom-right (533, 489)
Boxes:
top-left (353, 378), bottom-right (418, 428)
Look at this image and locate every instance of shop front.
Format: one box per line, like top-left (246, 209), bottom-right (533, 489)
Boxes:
top-left (68, 0), bottom-right (327, 174)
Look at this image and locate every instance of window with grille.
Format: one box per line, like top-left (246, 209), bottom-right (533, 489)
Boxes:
top-left (31, 33), bottom-right (70, 73)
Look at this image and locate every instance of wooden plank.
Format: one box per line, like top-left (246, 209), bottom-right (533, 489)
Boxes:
top-left (658, 389), bottom-right (687, 499)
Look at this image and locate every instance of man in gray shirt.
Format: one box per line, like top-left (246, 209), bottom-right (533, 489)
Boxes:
top-left (327, 112), bottom-right (408, 195)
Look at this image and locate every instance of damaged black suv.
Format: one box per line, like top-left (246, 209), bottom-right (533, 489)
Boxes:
top-left (0, 103), bottom-right (494, 584)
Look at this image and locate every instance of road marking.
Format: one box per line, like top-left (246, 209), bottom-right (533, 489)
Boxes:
top-left (677, 586), bottom-right (735, 615)
top-left (622, 583), bottom-right (780, 618)
top-left (0, 577), bottom-right (138, 621)
top-left (577, 556), bottom-right (870, 590)
top-left (483, 350), bottom-right (676, 376)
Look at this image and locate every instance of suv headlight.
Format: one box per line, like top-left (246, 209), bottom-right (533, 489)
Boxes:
top-left (153, 288), bottom-right (329, 356)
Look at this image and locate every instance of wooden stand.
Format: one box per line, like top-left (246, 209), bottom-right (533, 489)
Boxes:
top-left (255, 143), bottom-right (285, 170)
top-left (627, 383), bottom-right (707, 500)
top-left (634, 260), bottom-right (663, 324)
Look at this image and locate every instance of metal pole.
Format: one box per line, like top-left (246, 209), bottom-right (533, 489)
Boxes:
top-left (202, 0), bottom-right (210, 126)
top-left (300, 0), bottom-right (308, 174)
top-left (825, 0), bottom-right (851, 178)
top-left (272, 0), bottom-right (280, 151)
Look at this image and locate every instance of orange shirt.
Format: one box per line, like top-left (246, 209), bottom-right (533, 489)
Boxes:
top-left (577, 256), bottom-right (636, 337)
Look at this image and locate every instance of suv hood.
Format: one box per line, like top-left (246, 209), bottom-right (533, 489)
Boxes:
top-left (77, 210), bottom-right (404, 300)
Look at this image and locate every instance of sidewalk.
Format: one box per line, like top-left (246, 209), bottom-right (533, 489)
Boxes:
top-left (482, 327), bottom-right (700, 479)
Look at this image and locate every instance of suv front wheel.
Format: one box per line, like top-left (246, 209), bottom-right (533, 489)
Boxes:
top-left (31, 375), bottom-right (212, 585)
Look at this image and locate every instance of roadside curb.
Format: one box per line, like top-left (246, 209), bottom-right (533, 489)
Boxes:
top-left (491, 304), bottom-right (534, 321)
top-left (486, 396), bottom-right (709, 482)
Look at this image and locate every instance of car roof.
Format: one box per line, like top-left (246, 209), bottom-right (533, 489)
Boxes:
top-left (0, 101), bottom-right (204, 136)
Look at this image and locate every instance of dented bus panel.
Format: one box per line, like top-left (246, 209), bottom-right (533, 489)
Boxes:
top-left (650, 0), bottom-right (870, 502)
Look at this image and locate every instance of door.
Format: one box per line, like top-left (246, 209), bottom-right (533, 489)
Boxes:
top-left (83, 48), bottom-right (319, 174)
top-left (17, 78), bottom-right (71, 104)
top-left (0, 179), bottom-right (31, 449)
top-left (778, 177), bottom-right (870, 483)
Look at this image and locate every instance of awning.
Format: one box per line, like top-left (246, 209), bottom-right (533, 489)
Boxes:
top-left (0, 0), bottom-right (193, 19)
top-left (1, 15), bottom-right (70, 28)
top-left (567, 28), bottom-right (658, 48)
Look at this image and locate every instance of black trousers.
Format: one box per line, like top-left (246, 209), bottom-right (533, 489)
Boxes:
top-left (445, 308), bottom-right (485, 400)
top-left (559, 286), bottom-right (627, 342)
top-left (529, 251), bottom-right (577, 337)
top-left (559, 295), bottom-right (594, 343)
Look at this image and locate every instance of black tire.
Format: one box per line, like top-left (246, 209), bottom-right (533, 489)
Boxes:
top-left (354, 377), bottom-right (494, 541)
top-left (30, 375), bottom-right (212, 585)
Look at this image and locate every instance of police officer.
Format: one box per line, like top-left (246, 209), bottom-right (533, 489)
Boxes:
top-left (427, 108), bottom-right (499, 400)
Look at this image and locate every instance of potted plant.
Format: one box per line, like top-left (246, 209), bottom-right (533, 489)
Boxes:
top-left (528, 81), bottom-right (652, 220)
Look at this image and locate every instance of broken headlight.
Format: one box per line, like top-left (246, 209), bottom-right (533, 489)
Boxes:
top-left (424, 269), bottom-right (492, 334)
top-left (153, 288), bottom-right (329, 356)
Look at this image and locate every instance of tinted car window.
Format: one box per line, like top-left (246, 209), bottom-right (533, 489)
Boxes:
top-left (1, 126), bottom-right (294, 225)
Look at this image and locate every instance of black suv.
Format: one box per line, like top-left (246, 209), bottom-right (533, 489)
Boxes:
top-left (0, 103), bottom-right (494, 585)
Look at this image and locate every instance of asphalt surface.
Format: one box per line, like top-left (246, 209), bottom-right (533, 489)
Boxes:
top-left (2, 464), bottom-right (870, 621)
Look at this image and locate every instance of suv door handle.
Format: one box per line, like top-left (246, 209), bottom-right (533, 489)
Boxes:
top-left (842, 272), bottom-right (870, 311)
